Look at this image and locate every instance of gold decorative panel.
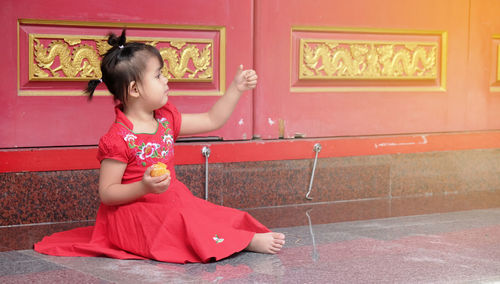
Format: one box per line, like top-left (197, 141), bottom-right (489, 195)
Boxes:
top-left (497, 44), bottom-right (500, 82)
top-left (300, 39), bottom-right (438, 80)
top-left (29, 34), bottom-right (213, 82)
top-left (18, 19), bottom-right (225, 96)
top-left (489, 36), bottom-right (500, 92)
top-left (291, 26), bottom-right (446, 93)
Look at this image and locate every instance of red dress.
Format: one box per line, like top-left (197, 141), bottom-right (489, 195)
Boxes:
top-left (34, 102), bottom-right (269, 263)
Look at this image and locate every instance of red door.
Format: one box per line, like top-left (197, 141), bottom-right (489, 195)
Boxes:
top-left (253, 0), bottom-right (471, 139)
top-left (0, 0), bottom-right (254, 148)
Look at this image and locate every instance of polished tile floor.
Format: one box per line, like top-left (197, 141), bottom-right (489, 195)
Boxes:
top-left (2, 208), bottom-right (500, 283)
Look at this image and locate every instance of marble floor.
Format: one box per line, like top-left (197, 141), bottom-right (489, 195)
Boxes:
top-left (2, 208), bottom-right (500, 283)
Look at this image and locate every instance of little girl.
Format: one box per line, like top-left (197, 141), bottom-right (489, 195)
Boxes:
top-left (34, 30), bottom-right (285, 263)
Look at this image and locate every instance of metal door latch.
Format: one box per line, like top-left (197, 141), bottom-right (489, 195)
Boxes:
top-left (202, 146), bottom-right (211, 200)
top-left (305, 143), bottom-right (322, 200)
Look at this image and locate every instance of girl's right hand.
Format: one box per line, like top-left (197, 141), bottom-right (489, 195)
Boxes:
top-left (142, 166), bottom-right (171, 194)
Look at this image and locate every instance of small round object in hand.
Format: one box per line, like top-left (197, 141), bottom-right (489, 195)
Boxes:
top-left (150, 162), bottom-right (170, 177)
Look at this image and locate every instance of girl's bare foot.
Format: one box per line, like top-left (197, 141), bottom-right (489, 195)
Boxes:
top-left (246, 232), bottom-right (285, 254)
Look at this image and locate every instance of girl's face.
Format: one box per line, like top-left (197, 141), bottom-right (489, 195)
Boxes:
top-left (136, 55), bottom-right (169, 110)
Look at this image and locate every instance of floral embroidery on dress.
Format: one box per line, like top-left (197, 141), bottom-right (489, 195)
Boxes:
top-left (158, 118), bottom-right (174, 148)
top-left (120, 116), bottom-right (175, 167)
top-left (124, 134), bottom-right (137, 147)
top-left (213, 234), bottom-right (224, 244)
top-left (138, 142), bottom-right (161, 160)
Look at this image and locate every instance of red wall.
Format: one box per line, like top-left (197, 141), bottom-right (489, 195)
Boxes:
top-left (3, 0), bottom-right (500, 172)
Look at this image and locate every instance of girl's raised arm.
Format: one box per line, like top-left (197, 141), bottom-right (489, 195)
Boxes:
top-left (179, 65), bottom-right (257, 136)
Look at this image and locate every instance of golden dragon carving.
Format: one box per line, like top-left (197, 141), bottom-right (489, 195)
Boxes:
top-left (301, 41), bottom-right (437, 79)
top-left (31, 37), bottom-right (213, 81)
top-left (303, 43), bottom-right (369, 77)
top-left (377, 45), bottom-right (437, 77)
top-left (33, 38), bottom-right (101, 79)
top-left (159, 42), bottom-right (212, 80)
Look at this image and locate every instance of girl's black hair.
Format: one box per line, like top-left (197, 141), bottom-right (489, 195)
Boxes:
top-left (85, 29), bottom-right (164, 104)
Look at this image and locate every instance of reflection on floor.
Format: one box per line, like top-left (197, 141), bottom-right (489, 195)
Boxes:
top-left (2, 208), bottom-right (500, 283)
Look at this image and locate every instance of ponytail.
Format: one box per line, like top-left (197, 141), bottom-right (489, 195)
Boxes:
top-left (107, 29), bottom-right (126, 48)
top-left (85, 78), bottom-right (103, 100)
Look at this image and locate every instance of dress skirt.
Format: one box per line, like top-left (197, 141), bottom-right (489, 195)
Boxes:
top-left (34, 180), bottom-right (270, 263)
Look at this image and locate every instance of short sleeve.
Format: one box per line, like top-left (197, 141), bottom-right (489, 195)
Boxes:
top-left (96, 133), bottom-right (129, 164)
top-left (156, 102), bottom-right (182, 141)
